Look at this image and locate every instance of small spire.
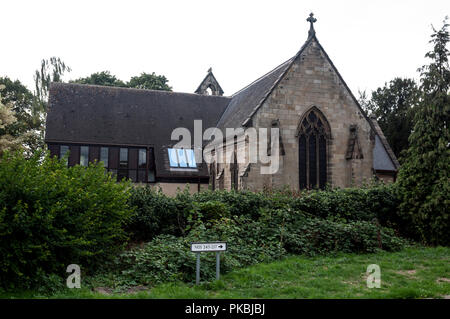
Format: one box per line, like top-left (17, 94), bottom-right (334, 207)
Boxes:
top-left (207, 67), bottom-right (212, 73)
top-left (306, 12), bottom-right (317, 38)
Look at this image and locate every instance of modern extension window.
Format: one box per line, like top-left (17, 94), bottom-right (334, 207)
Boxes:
top-left (118, 148), bottom-right (128, 181)
top-left (103, 147), bottom-right (156, 183)
top-left (298, 108), bottom-right (330, 189)
top-left (137, 148), bottom-right (148, 183)
top-left (138, 149), bottom-right (146, 168)
top-left (147, 170), bottom-right (156, 183)
top-left (59, 145), bottom-right (155, 183)
top-left (60, 145), bottom-right (69, 166)
top-left (80, 146), bottom-right (89, 166)
top-left (168, 148), bottom-right (197, 168)
top-left (100, 147), bottom-right (108, 168)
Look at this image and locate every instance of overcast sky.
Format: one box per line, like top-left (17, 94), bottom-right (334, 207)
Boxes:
top-left (1, 0), bottom-right (449, 97)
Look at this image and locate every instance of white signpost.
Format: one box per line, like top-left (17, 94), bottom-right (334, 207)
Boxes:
top-left (191, 242), bottom-right (227, 285)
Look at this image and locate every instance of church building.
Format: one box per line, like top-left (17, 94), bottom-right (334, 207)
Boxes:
top-left (45, 14), bottom-right (399, 195)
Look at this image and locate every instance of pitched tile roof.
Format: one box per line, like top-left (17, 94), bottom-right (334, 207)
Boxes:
top-left (370, 116), bottom-right (400, 171)
top-left (45, 82), bottom-right (231, 178)
top-left (216, 57), bottom-right (293, 131)
top-left (216, 37), bottom-right (316, 132)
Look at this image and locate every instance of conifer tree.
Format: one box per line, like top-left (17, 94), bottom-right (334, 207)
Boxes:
top-left (397, 17), bottom-right (450, 245)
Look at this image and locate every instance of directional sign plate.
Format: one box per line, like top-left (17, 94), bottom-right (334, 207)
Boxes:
top-left (191, 242), bottom-right (227, 252)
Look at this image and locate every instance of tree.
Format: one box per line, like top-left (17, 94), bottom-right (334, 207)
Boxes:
top-left (362, 78), bottom-right (420, 160)
top-left (397, 17), bottom-right (450, 245)
top-left (32, 57), bottom-right (71, 153)
top-left (71, 71), bottom-right (126, 87)
top-left (0, 85), bottom-right (22, 157)
top-left (127, 72), bottom-right (172, 91)
top-left (0, 77), bottom-right (42, 155)
top-left (72, 71), bottom-right (172, 91)
top-left (34, 57), bottom-right (71, 112)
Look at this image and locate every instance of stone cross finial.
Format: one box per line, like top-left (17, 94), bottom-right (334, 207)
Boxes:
top-left (307, 12), bottom-right (317, 38)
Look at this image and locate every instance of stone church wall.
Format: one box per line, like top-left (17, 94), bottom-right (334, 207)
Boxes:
top-left (244, 38), bottom-right (375, 190)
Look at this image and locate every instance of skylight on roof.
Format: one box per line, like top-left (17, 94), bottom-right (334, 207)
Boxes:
top-left (185, 149), bottom-right (197, 168)
top-left (168, 148), bottom-right (197, 168)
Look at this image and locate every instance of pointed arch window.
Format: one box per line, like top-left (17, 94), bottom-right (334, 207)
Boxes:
top-left (298, 108), bottom-right (330, 189)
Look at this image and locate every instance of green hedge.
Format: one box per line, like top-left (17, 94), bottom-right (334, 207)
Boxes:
top-left (113, 183), bottom-right (408, 287)
top-left (0, 151), bottom-right (133, 289)
top-left (111, 208), bottom-right (406, 286)
top-left (127, 184), bottom-right (403, 241)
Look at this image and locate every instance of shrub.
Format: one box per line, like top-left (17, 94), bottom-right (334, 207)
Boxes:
top-left (126, 186), bottom-right (182, 241)
top-left (110, 217), bottom-right (287, 286)
top-left (283, 214), bottom-right (406, 255)
top-left (192, 190), bottom-right (273, 218)
top-left (0, 150), bottom-right (132, 289)
top-left (107, 207), bottom-right (406, 288)
top-left (127, 183), bottom-right (404, 241)
top-left (187, 201), bottom-right (230, 224)
top-left (117, 183), bottom-right (408, 288)
top-left (289, 185), bottom-right (399, 222)
top-left (116, 235), bottom-right (193, 285)
top-left (191, 185), bottom-right (401, 225)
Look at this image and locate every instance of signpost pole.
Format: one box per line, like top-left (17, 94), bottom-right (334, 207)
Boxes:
top-left (216, 252), bottom-right (220, 280)
top-left (196, 253), bottom-right (200, 285)
top-left (191, 242), bottom-right (226, 285)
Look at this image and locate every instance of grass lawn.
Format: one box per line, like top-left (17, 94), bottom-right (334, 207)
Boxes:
top-left (1, 246), bottom-right (449, 299)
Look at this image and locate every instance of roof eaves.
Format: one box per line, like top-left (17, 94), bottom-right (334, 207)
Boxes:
top-left (229, 57), bottom-right (293, 98)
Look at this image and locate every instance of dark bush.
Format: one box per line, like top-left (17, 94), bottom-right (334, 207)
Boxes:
top-left (0, 150), bottom-right (132, 289)
top-left (126, 186), bottom-right (182, 241)
top-left (283, 213), bottom-right (406, 255)
top-left (191, 190), bottom-right (273, 218)
top-left (110, 181), bottom-right (409, 288)
top-left (110, 207), bottom-right (406, 287)
top-left (289, 185), bottom-right (399, 222)
top-left (127, 183), bottom-right (403, 240)
top-left (187, 201), bottom-right (230, 223)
